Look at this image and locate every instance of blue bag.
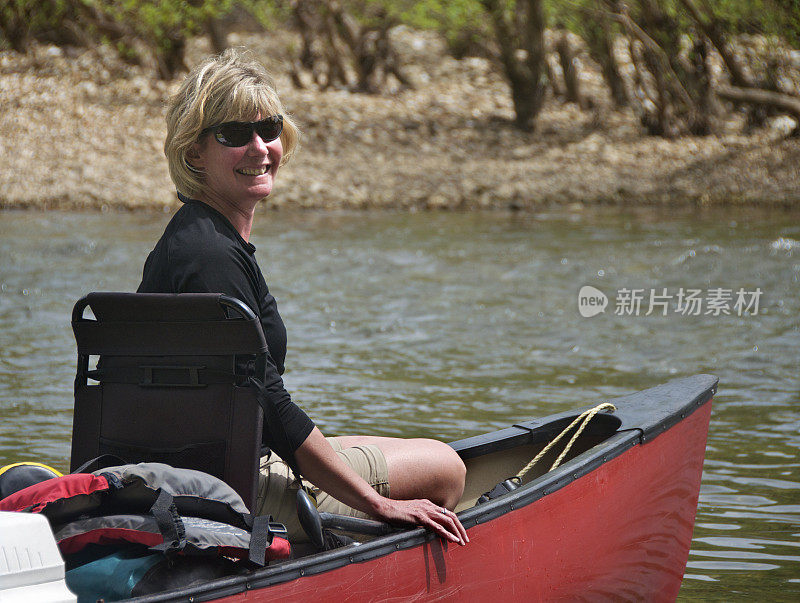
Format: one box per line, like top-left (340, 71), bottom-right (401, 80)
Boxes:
top-left (65, 548), bottom-right (163, 602)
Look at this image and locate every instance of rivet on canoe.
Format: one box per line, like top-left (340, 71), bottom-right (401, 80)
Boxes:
top-left (246, 583), bottom-right (252, 590)
top-left (300, 569), bottom-right (305, 576)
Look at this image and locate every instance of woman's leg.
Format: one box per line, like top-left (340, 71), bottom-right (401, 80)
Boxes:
top-left (330, 435), bottom-right (466, 510)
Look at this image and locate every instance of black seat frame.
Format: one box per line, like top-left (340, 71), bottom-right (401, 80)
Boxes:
top-left (70, 292), bottom-right (267, 511)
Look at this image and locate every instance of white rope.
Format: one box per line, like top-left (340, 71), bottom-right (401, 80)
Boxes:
top-left (516, 402), bottom-right (617, 480)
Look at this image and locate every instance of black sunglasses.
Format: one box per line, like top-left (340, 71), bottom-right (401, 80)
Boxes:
top-left (200, 115), bottom-right (283, 147)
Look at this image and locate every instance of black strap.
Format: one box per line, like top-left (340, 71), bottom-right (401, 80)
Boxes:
top-left (85, 366), bottom-right (236, 387)
top-left (149, 489), bottom-right (186, 554)
top-left (241, 513), bottom-right (255, 530)
top-left (248, 515), bottom-right (271, 566)
top-left (72, 454), bottom-right (129, 474)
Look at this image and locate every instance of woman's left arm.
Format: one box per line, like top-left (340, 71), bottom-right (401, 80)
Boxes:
top-left (294, 428), bottom-right (468, 545)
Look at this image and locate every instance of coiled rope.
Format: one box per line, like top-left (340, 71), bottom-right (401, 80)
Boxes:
top-left (516, 402), bottom-right (617, 480)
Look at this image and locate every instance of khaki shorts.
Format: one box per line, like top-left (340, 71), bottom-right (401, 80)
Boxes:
top-left (255, 437), bottom-right (390, 542)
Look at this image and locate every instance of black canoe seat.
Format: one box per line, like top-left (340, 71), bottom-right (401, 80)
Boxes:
top-left (70, 292), bottom-right (266, 511)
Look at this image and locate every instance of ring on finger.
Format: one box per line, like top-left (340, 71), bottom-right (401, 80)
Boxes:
top-left (439, 507), bottom-right (448, 515)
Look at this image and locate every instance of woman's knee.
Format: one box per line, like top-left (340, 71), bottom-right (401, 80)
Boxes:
top-left (429, 440), bottom-right (466, 509)
top-left (385, 438), bottom-right (466, 509)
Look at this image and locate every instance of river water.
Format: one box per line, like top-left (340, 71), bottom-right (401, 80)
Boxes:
top-left (0, 207), bottom-right (797, 600)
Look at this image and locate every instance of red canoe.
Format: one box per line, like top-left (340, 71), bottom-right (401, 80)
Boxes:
top-left (132, 374), bottom-right (716, 602)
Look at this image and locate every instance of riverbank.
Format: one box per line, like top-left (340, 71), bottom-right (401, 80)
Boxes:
top-left (1, 32), bottom-right (798, 211)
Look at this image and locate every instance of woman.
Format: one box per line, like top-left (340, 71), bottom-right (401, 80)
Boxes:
top-left (138, 48), bottom-right (468, 546)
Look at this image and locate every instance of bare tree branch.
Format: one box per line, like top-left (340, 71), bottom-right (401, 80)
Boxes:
top-left (717, 85), bottom-right (800, 121)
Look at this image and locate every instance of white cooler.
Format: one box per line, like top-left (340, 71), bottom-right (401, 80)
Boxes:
top-left (0, 511), bottom-right (76, 602)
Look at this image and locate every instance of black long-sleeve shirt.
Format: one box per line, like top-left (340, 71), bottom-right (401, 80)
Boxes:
top-left (138, 199), bottom-right (315, 463)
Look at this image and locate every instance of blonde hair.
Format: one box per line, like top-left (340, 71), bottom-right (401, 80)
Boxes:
top-left (164, 48), bottom-right (300, 199)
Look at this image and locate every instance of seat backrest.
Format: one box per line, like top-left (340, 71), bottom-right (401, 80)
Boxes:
top-left (70, 292), bottom-right (267, 511)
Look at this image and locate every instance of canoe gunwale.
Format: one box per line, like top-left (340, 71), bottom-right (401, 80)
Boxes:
top-left (450, 373), bottom-right (718, 458)
top-left (615, 373), bottom-right (717, 442)
top-left (127, 374), bottom-right (718, 602)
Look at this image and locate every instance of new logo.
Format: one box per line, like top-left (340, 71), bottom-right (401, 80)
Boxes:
top-left (578, 286), bottom-right (608, 318)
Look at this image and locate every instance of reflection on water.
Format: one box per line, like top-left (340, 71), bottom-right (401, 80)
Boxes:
top-left (0, 206), bottom-right (798, 598)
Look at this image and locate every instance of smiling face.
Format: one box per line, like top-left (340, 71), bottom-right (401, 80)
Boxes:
top-left (165, 49), bottom-right (300, 205)
top-left (191, 118), bottom-right (284, 210)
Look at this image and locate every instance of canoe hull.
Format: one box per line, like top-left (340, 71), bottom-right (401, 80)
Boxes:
top-left (217, 385), bottom-right (712, 602)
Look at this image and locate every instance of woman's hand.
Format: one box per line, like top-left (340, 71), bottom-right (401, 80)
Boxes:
top-left (372, 496), bottom-right (469, 546)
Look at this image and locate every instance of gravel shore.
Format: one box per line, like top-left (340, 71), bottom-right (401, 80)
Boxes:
top-left (1, 32), bottom-right (798, 212)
